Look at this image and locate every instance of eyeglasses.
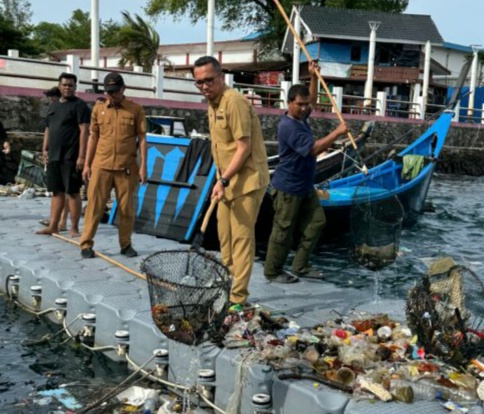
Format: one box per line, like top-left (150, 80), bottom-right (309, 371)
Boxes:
top-left (194, 73), bottom-right (222, 88)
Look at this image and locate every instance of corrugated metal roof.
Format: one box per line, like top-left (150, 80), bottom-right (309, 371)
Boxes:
top-left (283, 6), bottom-right (444, 52)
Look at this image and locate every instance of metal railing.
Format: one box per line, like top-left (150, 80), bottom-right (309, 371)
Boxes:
top-left (234, 82), bottom-right (284, 108)
top-left (1, 51), bottom-right (483, 123)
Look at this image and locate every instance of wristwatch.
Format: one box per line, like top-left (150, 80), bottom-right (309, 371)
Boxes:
top-left (219, 177), bottom-right (230, 187)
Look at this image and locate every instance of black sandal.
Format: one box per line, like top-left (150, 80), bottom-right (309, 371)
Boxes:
top-left (266, 272), bottom-right (299, 284)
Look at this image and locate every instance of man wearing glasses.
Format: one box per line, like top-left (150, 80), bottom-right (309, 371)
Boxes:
top-left (193, 56), bottom-right (269, 310)
top-left (36, 73), bottom-right (90, 237)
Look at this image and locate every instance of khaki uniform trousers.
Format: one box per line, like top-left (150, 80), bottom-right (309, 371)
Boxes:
top-left (264, 189), bottom-right (326, 278)
top-left (80, 168), bottom-right (138, 250)
top-left (218, 187), bottom-right (266, 304)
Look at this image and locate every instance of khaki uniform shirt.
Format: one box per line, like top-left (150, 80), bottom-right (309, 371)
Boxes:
top-left (208, 86), bottom-right (269, 200)
top-left (91, 97), bottom-right (146, 171)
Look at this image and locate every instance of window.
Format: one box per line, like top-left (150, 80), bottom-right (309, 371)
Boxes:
top-left (378, 47), bottom-right (391, 65)
top-left (351, 45), bottom-right (361, 62)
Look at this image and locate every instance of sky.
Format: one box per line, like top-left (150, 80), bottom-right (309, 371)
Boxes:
top-left (29, 0), bottom-right (249, 45)
top-left (29, 0), bottom-right (482, 47)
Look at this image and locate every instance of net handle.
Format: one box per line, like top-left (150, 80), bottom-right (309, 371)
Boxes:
top-left (201, 198), bottom-right (217, 233)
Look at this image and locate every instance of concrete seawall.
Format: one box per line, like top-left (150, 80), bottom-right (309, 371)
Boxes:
top-left (2, 88), bottom-right (484, 183)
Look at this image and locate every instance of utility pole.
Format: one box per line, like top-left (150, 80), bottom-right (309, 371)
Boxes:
top-left (364, 21), bottom-right (380, 109)
top-left (91, 0), bottom-right (100, 92)
top-left (468, 45), bottom-right (481, 121)
top-left (421, 41), bottom-right (431, 119)
top-left (207, 0), bottom-right (215, 56)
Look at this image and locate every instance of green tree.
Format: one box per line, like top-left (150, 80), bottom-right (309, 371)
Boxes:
top-left (62, 9), bottom-right (91, 49)
top-left (144, 0), bottom-right (408, 53)
top-left (31, 11), bottom-right (123, 54)
top-left (31, 22), bottom-right (68, 53)
top-left (117, 11), bottom-right (160, 72)
top-left (0, 13), bottom-right (39, 56)
top-left (0, 0), bottom-right (32, 28)
top-left (101, 19), bottom-right (123, 47)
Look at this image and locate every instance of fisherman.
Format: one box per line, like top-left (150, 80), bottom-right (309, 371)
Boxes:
top-left (263, 62), bottom-right (347, 283)
top-left (79, 72), bottom-right (147, 259)
top-left (193, 56), bottom-right (269, 310)
top-left (36, 73), bottom-right (90, 237)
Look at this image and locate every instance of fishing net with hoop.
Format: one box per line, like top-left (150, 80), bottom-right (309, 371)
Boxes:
top-left (350, 186), bottom-right (405, 271)
top-left (141, 250), bottom-right (231, 346)
top-left (406, 257), bottom-right (484, 366)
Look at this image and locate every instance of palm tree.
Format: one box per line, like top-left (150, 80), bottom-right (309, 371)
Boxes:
top-left (118, 11), bottom-right (160, 72)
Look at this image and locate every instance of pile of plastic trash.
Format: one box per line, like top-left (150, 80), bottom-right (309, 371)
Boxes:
top-left (222, 305), bottom-right (484, 409)
top-left (0, 183), bottom-right (48, 198)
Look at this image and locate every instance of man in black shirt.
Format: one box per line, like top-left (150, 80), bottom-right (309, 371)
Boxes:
top-left (36, 73), bottom-right (90, 237)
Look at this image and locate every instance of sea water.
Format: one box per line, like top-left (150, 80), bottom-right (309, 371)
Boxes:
top-left (1, 175), bottom-right (484, 412)
top-left (314, 174), bottom-right (484, 299)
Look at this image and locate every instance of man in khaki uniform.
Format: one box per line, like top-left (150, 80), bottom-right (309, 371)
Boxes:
top-left (80, 72), bottom-right (147, 258)
top-left (193, 56), bottom-right (269, 308)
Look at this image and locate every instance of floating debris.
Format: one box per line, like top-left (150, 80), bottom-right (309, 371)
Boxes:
top-left (219, 257), bottom-right (484, 406)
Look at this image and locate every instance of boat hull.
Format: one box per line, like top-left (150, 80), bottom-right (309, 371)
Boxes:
top-left (321, 163), bottom-right (436, 237)
top-left (317, 110), bottom-right (454, 238)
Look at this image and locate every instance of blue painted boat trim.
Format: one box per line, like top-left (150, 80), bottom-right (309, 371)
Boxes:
top-left (108, 133), bottom-right (216, 242)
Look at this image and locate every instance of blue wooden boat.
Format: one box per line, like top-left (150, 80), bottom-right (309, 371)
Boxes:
top-left (317, 109), bottom-right (454, 233)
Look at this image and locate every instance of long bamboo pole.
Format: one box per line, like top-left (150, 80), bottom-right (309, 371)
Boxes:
top-left (53, 233), bottom-right (146, 280)
top-left (273, 0), bottom-right (368, 173)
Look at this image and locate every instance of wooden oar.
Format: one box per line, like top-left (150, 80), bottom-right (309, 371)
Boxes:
top-left (272, 0), bottom-right (368, 174)
top-left (190, 197), bottom-right (218, 251)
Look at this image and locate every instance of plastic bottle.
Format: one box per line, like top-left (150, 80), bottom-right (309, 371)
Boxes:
top-left (143, 389), bottom-right (160, 414)
top-left (390, 379), bottom-right (478, 404)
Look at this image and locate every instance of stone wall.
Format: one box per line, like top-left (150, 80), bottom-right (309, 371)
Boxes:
top-left (1, 94), bottom-right (484, 184)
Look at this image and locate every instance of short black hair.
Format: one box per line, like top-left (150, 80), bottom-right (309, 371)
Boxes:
top-left (58, 72), bottom-right (78, 84)
top-left (193, 56), bottom-right (222, 73)
top-left (288, 84), bottom-right (310, 102)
